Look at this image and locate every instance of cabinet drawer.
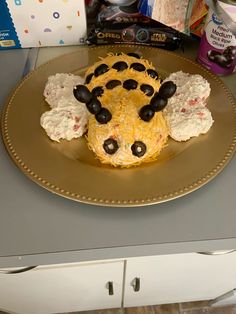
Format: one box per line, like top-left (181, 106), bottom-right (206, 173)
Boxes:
top-left (124, 252), bottom-right (236, 307)
top-left (0, 261), bottom-right (124, 314)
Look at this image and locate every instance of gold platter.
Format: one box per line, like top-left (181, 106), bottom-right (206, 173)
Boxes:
top-left (1, 45), bottom-right (236, 207)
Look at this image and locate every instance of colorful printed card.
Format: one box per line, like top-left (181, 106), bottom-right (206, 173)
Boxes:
top-left (0, 0), bottom-right (87, 49)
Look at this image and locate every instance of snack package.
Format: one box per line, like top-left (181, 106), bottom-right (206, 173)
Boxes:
top-left (138, 0), bottom-right (195, 34)
top-left (190, 0), bottom-right (209, 37)
top-left (98, 0), bottom-right (147, 23)
top-left (190, 14), bottom-right (208, 37)
top-left (103, 0), bottom-right (137, 5)
top-left (190, 0), bottom-right (208, 25)
top-left (86, 0), bottom-right (101, 18)
top-left (87, 20), bottom-right (183, 50)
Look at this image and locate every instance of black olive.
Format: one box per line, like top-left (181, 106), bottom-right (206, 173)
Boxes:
top-left (115, 52), bottom-right (122, 56)
top-left (127, 52), bottom-right (141, 59)
top-left (103, 138), bottom-right (119, 155)
top-left (123, 79), bottom-right (138, 90)
top-left (139, 105), bottom-right (155, 122)
top-left (73, 85), bottom-right (92, 103)
top-left (112, 61), bottom-right (128, 72)
top-left (85, 73), bottom-right (94, 84)
top-left (92, 86), bottom-right (104, 98)
top-left (130, 63), bottom-right (146, 72)
top-left (131, 141), bottom-right (146, 157)
top-left (223, 48), bottom-right (235, 63)
top-left (94, 64), bottom-right (109, 77)
top-left (106, 80), bottom-right (122, 89)
top-left (86, 98), bottom-right (102, 114)
top-left (140, 84), bottom-right (154, 96)
top-left (147, 69), bottom-right (159, 80)
top-left (223, 46), bottom-right (236, 57)
top-left (225, 53), bottom-right (235, 62)
top-left (214, 54), bottom-right (233, 68)
top-left (150, 93), bottom-right (168, 111)
top-left (207, 50), bottom-right (221, 62)
top-left (207, 50), bottom-right (221, 61)
top-left (95, 108), bottom-right (112, 124)
top-left (159, 81), bottom-right (177, 99)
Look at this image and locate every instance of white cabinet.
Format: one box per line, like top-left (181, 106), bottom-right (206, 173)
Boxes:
top-left (0, 261), bottom-right (124, 314)
top-left (124, 252), bottom-right (236, 307)
top-left (1, 251), bottom-right (236, 313)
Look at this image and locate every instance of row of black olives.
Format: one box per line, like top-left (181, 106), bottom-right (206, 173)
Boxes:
top-left (85, 52), bottom-right (140, 83)
top-left (91, 80), bottom-right (155, 97)
top-left (85, 63), bottom-right (159, 84)
top-left (73, 81), bottom-right (176, 124)
top-left (85, 52), bottom-right (158, 84)
top-left (139, 81), bottom-right (177, 122)
top-left (73, 85), bottom-right (112, 124)
top-left (103, 138), bottom-right (147, 158)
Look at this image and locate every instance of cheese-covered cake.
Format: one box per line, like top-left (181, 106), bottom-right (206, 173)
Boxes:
top-left (74, 52), bottom-right (177, 167)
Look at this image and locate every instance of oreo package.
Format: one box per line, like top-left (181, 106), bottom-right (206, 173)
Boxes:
top-left (97, 1), bottom-right (146, 24)
top-left (87, 20), bottom-right (183, 50)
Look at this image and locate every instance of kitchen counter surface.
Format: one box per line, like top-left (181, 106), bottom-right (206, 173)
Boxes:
top-left (0, 39), bottom-right (235, 268)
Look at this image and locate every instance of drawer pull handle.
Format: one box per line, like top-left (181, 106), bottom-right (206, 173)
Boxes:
top-left (132, 277), bottom-right (140, 292)
top-left (0, 266), bottom-right (37, 274)
top-left (197, 249), bottom-right (236, 256)
top-left (107, 281), bottom-right (114, 295)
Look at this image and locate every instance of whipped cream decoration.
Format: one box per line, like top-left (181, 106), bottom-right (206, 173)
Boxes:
top-left (40, 105), bottom-right (88, 142)
top-left (163, 71), bottom-right (213, 141)
top-left (41, 73), bottom-right (89, 142)
top-left (44, 73), bottom-right (84, 108)
top-left (163, 71), bottom-right (211, 110)
top-left (164, 106), bottom-right (214, 141)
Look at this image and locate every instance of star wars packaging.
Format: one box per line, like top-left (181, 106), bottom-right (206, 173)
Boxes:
top-left (87, 1), bottom-right (183, 50)
top-left (87, 19), bottom-right (183, 50)
top-left (0, 0), bottom-right (87, 50)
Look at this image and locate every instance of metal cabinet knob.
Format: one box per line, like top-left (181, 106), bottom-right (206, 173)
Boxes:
top-left (132, 277), bottom-right (140, 292)
top-left (107, 281), bottom-right (114, 295)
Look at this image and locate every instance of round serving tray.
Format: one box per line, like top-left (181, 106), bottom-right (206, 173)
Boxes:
top-left (1, 45), bottom-right (236, 207)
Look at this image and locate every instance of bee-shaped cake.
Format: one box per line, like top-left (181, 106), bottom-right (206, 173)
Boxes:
top-left (73, 53), bottom-right (176, 167)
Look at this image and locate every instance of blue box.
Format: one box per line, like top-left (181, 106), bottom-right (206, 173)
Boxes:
top-left (0, 1), bottom-right (21, 49)
top-left (0, 0), bottom-right (87, 50)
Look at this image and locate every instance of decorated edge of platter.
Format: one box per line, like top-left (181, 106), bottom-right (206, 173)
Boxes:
top-left (1, 45), bottom-right (236, 207)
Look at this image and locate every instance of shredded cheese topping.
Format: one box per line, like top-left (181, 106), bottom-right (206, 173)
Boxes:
top-left (85, 53), bottom-right (169, 167)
